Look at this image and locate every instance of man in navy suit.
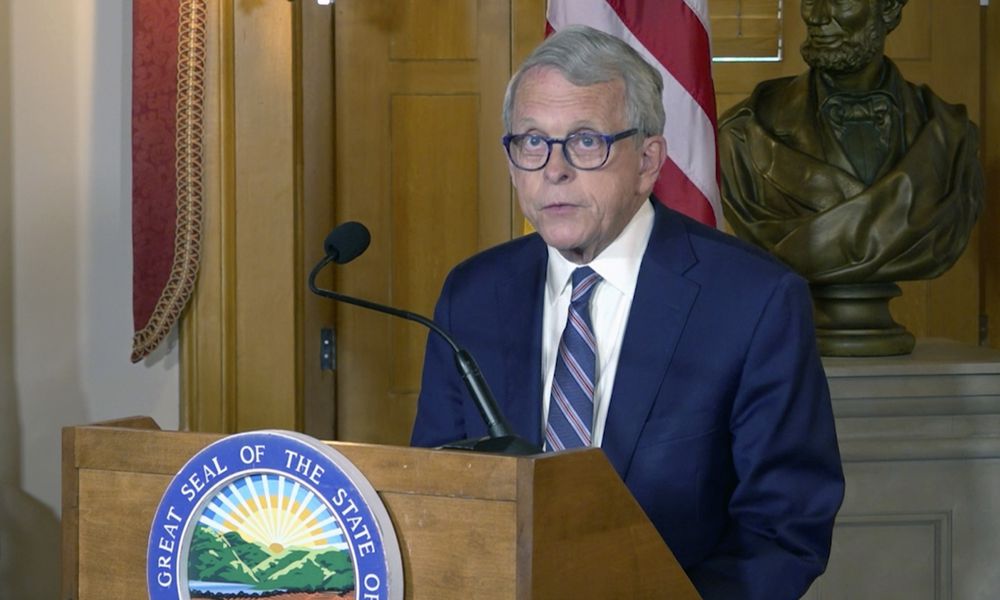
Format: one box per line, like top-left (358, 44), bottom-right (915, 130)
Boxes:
top-left (411, 25), bottom-right (844, 599)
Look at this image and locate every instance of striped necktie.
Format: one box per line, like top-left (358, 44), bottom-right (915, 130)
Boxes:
top-left (545, 267), bottom-right (601, 451)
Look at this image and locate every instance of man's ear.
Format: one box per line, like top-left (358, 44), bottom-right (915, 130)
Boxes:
top-left (507, 160), bottom-right (519, 189)
top-left (881, 0), bottom-right (905, 32)
top-left (639, 135), bottom-right (667, 187)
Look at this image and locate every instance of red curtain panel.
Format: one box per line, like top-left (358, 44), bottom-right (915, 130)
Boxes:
top-left (131, 0), bottom-right (206, 362)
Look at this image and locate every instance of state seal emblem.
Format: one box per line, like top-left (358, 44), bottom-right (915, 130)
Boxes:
top-left (147, 430), bottom-right (403, 599)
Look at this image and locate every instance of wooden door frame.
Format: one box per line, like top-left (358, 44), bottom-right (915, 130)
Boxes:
top-left (982, 2), bottom-right (1000, 347)
top-left (180, 0), bottom-right (335, 436)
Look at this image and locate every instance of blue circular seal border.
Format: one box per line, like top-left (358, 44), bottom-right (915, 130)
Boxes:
top-left (147, 430), bottom-right (403, 599)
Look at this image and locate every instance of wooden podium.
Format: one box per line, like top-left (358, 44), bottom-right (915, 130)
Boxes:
top-left (62, 417), bottom-right (700, 599)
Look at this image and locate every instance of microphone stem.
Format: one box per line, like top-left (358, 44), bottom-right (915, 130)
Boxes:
top-left (308, 256), bottom-right (515, 439)
top-left (309, 257), bottom-right (458, 352)
top-left (454, 350), bottom-right (512, 438)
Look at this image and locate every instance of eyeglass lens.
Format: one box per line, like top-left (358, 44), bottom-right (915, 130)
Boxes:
top-left (509, 132), bottom-right (611, 170)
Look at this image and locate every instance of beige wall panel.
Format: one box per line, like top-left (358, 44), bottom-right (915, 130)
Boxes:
top-left (388, 62), bottom-right (478, 94)
top-left (915, 0), bottom-right (979, 117)
top-left (885, 0), bottom-right (931, 60)
top-left (334, 0), bottom-right (395, 445)
top-left (391, 0), bottom-right (478, 60)
top-left (512, 0), bottom-right (547, 69)
top-left (478, 1), bottom-right (520, 243)
top-left (715, 93), bottom-right (749, 117)
top-left (184, 0), bottom-right (237, 433)
top-left (710, 17), bottom-right (781, 37)
top-left (986, 3), bottom-right (1000, 348)
top-left (298, 1), bottom-right (337, 439)
top-left (509, 1), bottom-right (548, 233)
top-left (709, 0), bottom-right (782, 60)
top-left (713, 36), bottom-right (783, 60)
top-left (335, 0), bottom-right (513, 444)
top-left (900, 0), bottom-right (980, 343)
top-left (232, 3), bottom-right (298, 430)
top-left (390, 95), bottom-right (479, 392)
top-left (712, 0), bottom-right (782, 13)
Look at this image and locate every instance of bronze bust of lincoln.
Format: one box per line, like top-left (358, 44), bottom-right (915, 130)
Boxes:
top-left (718, 0), bottom-right (983, 356)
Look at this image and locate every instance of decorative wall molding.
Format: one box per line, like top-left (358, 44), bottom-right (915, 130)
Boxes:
top-left (810, 512), bottom-right (953, 600)
top-left (810, 339), bottom-right (1000, 598)
top-left (827, 339), bottom-right (1000, 462)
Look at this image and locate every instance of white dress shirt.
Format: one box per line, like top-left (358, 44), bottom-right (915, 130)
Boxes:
top-left (540, 200), bottom-right (655, 447)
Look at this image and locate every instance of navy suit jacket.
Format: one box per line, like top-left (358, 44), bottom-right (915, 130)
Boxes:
top-left (411, 200), bottom-right (844, 599)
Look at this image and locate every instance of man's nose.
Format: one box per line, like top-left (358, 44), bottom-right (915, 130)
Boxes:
top-left (543, 144), bottom-right (574, 184)
top-left (803, 0), bottom-right (831, 25)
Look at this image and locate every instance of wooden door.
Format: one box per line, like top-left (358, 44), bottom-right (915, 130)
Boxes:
top-left (332, 0), bottom-right (545, 444)
top-left (986, 4), bottom-right (1000, 349)
top-left (713, 0), bottom-right (984, 344)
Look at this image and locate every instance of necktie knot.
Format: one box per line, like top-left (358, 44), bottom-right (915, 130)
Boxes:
top-left (820, 91), bottom-right (900, 185)
top-left (571, 267), bottom-right (601, 306)
top-left (822, 91), bottom-right (896, 129)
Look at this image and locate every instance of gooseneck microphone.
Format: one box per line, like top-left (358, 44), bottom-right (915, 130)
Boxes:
top-left (323, 220), bottom-right (371, 264)
top-left (309, 221), bottom-right (541, 455)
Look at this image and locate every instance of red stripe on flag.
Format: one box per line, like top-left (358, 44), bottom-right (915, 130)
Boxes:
top-left (604, 0), bottom-right (721, 226)
top-left (655, 157), bottom-right (717, 227)
top-left (606, 0), bottom-right (718, 127)
top-left (544, 0), bottom-right (721, 227)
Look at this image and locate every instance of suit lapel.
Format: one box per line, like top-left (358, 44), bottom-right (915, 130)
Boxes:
top-left (496, 238), bottom-right (547, 447)
top-left (602, 204), bottom-right (700, 479)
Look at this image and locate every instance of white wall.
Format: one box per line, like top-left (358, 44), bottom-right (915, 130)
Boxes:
top-left (1, 1), bottom-right (180, 597)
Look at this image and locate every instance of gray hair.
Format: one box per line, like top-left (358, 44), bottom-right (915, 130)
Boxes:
top-left (502, 25), bottom-right (665, 138)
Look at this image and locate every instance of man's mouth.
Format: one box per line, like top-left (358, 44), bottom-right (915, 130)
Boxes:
top-left (807, 32), bottom-right (843, 48)
top-left (541, 202), bottom-right (579, 213)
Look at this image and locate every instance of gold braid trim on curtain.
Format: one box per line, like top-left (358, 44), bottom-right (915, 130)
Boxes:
top-left (131, 0), bottom-right (207, 362)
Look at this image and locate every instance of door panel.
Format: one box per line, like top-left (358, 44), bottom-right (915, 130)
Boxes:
top-left (334, 0), bottom-right (520, 443)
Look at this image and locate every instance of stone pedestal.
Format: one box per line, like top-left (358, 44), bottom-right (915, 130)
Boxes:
top-left (803, 339), bottom-right (1000, 600)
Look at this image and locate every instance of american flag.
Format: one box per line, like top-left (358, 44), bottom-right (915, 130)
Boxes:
top-left (547, 0), bottom-right (721, 228)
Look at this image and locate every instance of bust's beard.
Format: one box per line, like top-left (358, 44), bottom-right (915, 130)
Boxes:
top-left (801, 17), bottom-right (885, 75)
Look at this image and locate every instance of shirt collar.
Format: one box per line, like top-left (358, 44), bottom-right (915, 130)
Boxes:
top-left (546, 199), bottom-right (655, 302)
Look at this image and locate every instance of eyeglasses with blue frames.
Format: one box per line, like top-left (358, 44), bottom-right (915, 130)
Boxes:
top-left (502, 128), bottom-right (639, 171)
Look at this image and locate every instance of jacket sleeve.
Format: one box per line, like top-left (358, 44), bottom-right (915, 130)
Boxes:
top-left (688, 272), bottom-right (845, 600)
top-left (410, 269), bottom-right (468, 448)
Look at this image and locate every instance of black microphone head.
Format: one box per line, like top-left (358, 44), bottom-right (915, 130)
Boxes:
top-left (324, 221), bottom-right (371, 264)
